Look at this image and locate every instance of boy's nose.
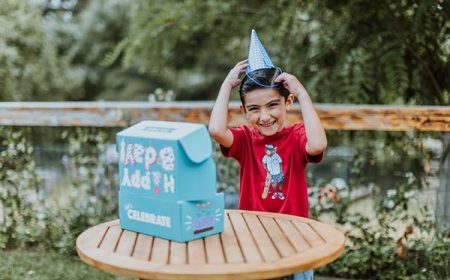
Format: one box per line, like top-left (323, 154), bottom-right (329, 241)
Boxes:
top-left (260, 110), bottom-right (271, 121)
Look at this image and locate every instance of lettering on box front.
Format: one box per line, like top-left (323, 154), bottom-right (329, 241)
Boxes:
top-left (125, 203), bottom-right (171, 228)
top-left (120, 140), bottom-right (176, 194)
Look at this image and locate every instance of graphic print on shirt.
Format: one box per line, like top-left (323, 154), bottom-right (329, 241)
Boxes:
top-left (261, 144), bottom-right (285, 200)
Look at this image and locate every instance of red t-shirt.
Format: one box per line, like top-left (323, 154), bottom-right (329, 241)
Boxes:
top-left (221, 123), bottom-right (322, 218)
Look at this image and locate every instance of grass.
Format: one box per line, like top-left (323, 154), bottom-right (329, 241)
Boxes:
top-left (0, 250), bottom-right (134, 280)
top-left (1, 249), bottom-right (346, 280)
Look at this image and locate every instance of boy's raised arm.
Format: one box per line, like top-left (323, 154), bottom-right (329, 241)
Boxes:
top-left (209, 60), bottom-right (248, 148)
top-left (274, 73), bottom-right (327, 155)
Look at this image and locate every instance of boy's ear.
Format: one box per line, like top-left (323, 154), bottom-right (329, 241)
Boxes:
top-left (240, 104), bottom-right (247, 115)
top-left (285, 94), bottom-right (295, 110)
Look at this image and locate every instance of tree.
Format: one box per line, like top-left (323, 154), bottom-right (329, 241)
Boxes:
top-left (113, 0), bottom-right (449, 104)
top-left (0, 0), bottom-right (83, 101)
top-left (52, 0), bottom-right (161, 101)
top-left (306, 0), bottom-right (449, 105)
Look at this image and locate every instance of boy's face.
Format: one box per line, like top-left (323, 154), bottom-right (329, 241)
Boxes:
top-left (241, 88), bottom-right (294, 136)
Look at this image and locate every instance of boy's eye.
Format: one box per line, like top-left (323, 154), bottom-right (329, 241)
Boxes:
top-left (248, 107), bottom-right (259, 112)
top-left (268, 103), bottom-right (279, 108)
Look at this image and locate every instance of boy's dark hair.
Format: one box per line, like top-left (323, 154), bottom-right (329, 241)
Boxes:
top-left (239, 68), bottom-right (290, 105)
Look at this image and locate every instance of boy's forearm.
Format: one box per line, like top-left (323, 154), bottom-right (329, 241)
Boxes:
top-left (297, 90), bottom-right (327, 154)
top-left (209, 83), bottom-right (232, 138)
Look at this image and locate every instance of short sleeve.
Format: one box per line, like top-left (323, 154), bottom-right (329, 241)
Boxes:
top-left (306, 151), bottom-right (323, 163)
top-left (220, 126), bottom-right (247, 162)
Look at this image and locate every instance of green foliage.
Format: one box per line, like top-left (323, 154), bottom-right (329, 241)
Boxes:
top-left (0, 127), bottom-right (42, 249)
top-left (307, 0), bottom-right (449, 105)
top-left (0, 0), bottom-right (157, 101)
top-left (309, 147), bottom-right (450, 279)
top-left (213, 143), bottom-right (239, 194)
top-left (41, 127), bottom-right (118, 254)
top-left (57, 0), bottom-right (157, 101)
top-left (111, 0), bottom-right (309, 100)
top-left (2, 0), bottom-right (447, 102)
top-left (316, 190), bottom-right (450, 279)
top-left (306, 129), bottom-right (450, 279)
top-left (112, 0), bottom-right (449, 104)
top-left (0, 127), bottom-right (118, 255)
top-left (147, 88), bottom-right (176, 102)
top-left (0, 0), bottom-right (83, 101)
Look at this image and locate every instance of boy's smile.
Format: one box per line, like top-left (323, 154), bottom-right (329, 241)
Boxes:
top-left (241, 88), bottom-right (294, 136)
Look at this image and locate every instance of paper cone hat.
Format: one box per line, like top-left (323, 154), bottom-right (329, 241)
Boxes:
top-left (246, 29), bottom-right (275, 73)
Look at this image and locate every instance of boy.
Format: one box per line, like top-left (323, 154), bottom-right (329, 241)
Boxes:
top-left (209, 31), bottom-right (327, 280)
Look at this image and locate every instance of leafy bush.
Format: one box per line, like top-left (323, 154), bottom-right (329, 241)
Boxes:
top-left (0, 127), bottom-right (42, 249)
top-left (0, 127), bottom-right (118, 254)
top-left (213, 142), bottom-right (239, 194)
top-left (312, 172), bottom-right (450, 279)
top-left (308, 130), bottom-right (449, 279)
top-left (40, 127), bottom-right (118, 254)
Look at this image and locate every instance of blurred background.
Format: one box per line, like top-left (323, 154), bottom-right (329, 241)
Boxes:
top-left (0, 0), bottom-right (449, 279)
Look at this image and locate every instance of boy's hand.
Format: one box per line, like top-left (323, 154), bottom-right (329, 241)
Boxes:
top-left (223, 60), bottom-right (248, 89)
top-left (274, 72), bottom-right (307, 98)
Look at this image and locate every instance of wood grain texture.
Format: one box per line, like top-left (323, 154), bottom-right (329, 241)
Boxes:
top-left (204, 234), bottom-right (225, 264)
top-left (132, 234), bottom-right (153, 260)
top-left (76, 210), bottom-right (345, 280)
top-left (1, 102), bottom-right (448, 131)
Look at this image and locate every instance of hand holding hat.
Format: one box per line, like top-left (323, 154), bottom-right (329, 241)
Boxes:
top-left (223, 59), bottom-right (248, 89)
top-left (274, 72), bottom-right (307, 98)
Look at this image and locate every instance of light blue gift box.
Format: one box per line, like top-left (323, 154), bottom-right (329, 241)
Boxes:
top-left (119, 191), bottom-right (224, 242)
top-left (116, 121), bottom-right (216, 201)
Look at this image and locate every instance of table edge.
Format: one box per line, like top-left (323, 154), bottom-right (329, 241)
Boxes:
top-left (76, 210), bottom-right (346, 280)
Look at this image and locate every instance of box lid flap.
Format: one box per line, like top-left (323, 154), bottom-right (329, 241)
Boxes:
top-left (179, 125), bottom-right (212, 163)
top-left (117, 121), bottom-right (205, 140)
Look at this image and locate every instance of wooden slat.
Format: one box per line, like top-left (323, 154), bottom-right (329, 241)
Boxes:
top-left (132, 234), bottom-right (153, 260)
top-left (187, 238), bottom-right (206, 265)
top-left (242, 213), bottom-right (280, 262)
top-left (115, 230), bottom-right (137, 256)
top-left (220, 212), bottom-right (244, 263)
top-left (258, 216), bottom-right (296, 258)
top-left (98, 225), bottom-right (122, 253)
top-left (76, 222), bottom-right (109, 253)
top-left (276, 219), bottom-right (311, 252)
top-left (150, 237), bottom-right (169, 264)
top-left (293, 221), bottom-right (326, 247)
top-left (76, 214), bottom-right (346, 280)
top-left (310, 221), bottom-right (346, 246)
top-left (228, 212), bottom-right (262, 263)
top-left (170, 241), bottom-right (187, 265)
top-left (1, 101), bottom-right (449, 131)
top-left (312, 105), bottom-right (450, 131)
top-left (204, 234), bottom-right (225, 264)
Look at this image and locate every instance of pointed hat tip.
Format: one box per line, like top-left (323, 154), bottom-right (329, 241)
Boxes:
top-left (247, 29), bottom-right (275, 72)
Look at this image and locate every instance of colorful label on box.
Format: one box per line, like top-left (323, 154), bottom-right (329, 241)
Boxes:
top-left (119, 139), bottom-right (176, 195)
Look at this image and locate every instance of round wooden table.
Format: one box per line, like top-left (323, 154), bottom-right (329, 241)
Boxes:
top-left (76, 209), bottom-right (345, 280)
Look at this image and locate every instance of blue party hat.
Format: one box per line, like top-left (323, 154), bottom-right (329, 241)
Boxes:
top-left (247, 29), bottom-right (275, 73)
top-left (245, 30), bottom-right (282, 88)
